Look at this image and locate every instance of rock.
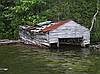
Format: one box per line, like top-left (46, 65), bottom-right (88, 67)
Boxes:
top-left (68, 67), bottom-right (72, 70)
top-left (0, 68), bottom-right (8, 71)
top-left (90, 44), bottom-right (100, 49)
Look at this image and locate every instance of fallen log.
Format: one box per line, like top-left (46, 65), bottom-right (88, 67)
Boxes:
top-left (0, 39), bottom-right (21, 45)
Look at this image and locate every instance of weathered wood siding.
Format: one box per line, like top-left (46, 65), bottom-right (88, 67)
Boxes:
top-left (48, 21), bottom-right (90, 45)
top-left (33, 33), bottom-right (48, 43)
top-left (19, 20), bottom-right (90, 47)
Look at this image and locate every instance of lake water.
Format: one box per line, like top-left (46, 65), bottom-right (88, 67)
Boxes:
top-left (0, 44), bottom-right (100, 74)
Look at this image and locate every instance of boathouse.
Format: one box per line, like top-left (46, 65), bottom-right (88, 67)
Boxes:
top-left (19, 20), bottom-right (90, 47)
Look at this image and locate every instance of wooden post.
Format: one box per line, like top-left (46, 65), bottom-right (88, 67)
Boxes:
top-left (57, 39), bottom-right (59, 48)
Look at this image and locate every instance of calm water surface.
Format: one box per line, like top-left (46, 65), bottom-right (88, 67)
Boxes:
top-left (0, 45), bottom-right (100, 74)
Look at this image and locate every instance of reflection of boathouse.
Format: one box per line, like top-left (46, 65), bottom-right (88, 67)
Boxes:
top-left (19, 20), bottom-right (90, 47)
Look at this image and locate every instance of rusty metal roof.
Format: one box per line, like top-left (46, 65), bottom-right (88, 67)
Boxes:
top-left (42, 20), bottom-right (72, 32)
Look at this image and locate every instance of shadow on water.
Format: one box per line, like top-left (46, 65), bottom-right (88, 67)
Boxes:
top-left (49, 44), bottom-right (82, 51)
top-left (49, 44), bottom-right (94, 57)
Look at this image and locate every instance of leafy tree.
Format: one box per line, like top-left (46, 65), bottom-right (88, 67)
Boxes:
top-left (0, 0), bottom-right (99, 41)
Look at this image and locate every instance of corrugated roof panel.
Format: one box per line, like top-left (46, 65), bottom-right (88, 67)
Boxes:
top-left (42, 20), bottom-right (72, 32)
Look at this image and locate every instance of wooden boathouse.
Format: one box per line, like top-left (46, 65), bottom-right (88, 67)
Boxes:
top-left (19, 20), bottom-right (90, 47)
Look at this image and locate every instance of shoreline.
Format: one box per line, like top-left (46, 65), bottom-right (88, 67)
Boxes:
top-left (0, 39), bottom-right (100, 49)
top-left (0, 39), bottom-right (48, 49)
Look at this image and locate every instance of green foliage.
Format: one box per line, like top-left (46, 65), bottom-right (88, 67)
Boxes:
top-left (0, 0), bottom-right (99, 41)
top-left (0, 0), bottom-right (47, 39)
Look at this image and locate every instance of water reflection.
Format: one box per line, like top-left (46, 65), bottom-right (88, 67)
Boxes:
top-left (48, 45), bottom-right (100, 74)
top-left (50, 45), bottom-right (100, 56)
top-left (0, 45), bottom-right (100, 74)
